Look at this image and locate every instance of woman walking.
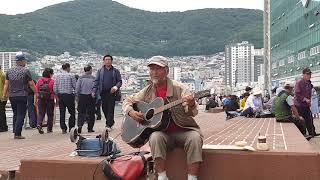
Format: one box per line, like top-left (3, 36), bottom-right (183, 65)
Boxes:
top-left (35, 68), bottom-right (55, 134)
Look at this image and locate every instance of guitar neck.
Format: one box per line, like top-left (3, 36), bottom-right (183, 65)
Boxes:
top-left (152, 90), bottom-right (210, 115)
top-left (154, 98), bottom-right (184, 115)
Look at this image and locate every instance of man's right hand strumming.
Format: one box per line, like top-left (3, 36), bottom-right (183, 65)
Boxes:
top-left (128, 110), bottom-right (144, 123)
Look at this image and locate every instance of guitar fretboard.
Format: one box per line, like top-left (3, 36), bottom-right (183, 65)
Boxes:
top-left (154, 98), bottom-right (184, 115)
top-left (152, 89), bottom-right (210, 115)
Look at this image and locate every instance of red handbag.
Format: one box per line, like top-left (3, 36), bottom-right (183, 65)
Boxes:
top-left (102, 151), bottom-right (152, 180)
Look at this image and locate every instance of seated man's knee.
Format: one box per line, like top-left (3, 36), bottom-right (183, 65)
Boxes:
top-left (149, 131), bottom-right (167, 146)
top-left (185, 131), bottom-right (203, 147)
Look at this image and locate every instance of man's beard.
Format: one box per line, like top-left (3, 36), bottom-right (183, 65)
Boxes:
top-left (151, 77), bottom-right (166, 85)
top-left (151, 78), bottom-right (159, 84)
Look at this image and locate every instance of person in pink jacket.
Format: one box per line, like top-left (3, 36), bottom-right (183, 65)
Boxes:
top-left (35, 68), bottom-right (55, 134)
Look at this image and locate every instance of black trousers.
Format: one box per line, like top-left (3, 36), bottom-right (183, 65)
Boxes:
top-left (101, 92), bottom-right (116, 128)
top-left (297, 106), bottom-right (315, 136)
top-left (58, 94), bottom-right (76, 131)
top-left (37, 99), bottom-right (54, 131)
top-left (77, 94), bottom-right (95, 131)
top-left (0, 100), bottom-right (7, 131)
top-left (95, 98), bottom-right (101, 118)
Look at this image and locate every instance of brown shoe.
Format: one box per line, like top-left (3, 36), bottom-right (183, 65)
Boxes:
top-left (14, 135), bottom-right (26, 139)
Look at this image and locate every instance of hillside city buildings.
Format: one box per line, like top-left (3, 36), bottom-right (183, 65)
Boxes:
top-left (2, 41), bottom-right (264, 98)
top-left (0, 51), bottom-right (227, 99)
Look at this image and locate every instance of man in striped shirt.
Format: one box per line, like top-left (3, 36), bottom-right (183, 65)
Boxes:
top-left (54, 63), bottom-right (76, 134)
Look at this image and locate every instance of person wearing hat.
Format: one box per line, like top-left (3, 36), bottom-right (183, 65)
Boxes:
top-left (245, 86), bottom-right (253, 93)
top-left (122, 56), bottom-right (202, 180)
top-left (294, 67), bottom-right (319, 137)
top-left (2, 52), bottom-right (37, 139)
top-left (75, 65), bottom-right (96, 133)
top-left (275, 82), bottom-right (308, 138)
top-left (92, 54), bottom-right (122, 129)
top-left (241, 89), bottom-right (264, 117)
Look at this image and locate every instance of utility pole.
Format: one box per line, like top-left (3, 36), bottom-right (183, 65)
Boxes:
top-left (264, 0), bottom-right (272, 95)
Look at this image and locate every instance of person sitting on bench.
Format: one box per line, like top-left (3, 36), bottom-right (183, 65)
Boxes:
top-left (241, 90), bottom-right (264, 117)
top-left (274, 82), bottom-right (308, 138)
top-left (224, 95), bottom-right (240, 119)
top-left (239, 92), bottom-right (250, 110)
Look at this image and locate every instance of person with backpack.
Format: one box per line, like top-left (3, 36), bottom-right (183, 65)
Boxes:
top-left (35, 68), bottom-right (55, 134)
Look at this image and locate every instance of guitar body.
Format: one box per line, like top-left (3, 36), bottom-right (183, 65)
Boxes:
top-left (121, 97), bottom-right (171, 148)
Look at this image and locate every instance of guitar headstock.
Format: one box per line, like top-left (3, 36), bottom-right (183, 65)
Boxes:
top-left (194, 90), bottom-right (211, 99)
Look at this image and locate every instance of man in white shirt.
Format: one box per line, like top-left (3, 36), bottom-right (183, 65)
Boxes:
top-left (241, 90), bottom-right (264, 117)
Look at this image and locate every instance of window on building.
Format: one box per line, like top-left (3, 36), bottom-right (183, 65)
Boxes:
top-left (298, 51), bottom-right (306, 60)
top-left (279, 59), bottom-right (285, 66)
top-left (288, 56), bottom-right (294, 63)
top-left (310, 46), bottom-right (320, 56)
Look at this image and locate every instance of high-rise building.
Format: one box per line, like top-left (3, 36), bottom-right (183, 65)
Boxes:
top-left (168, 66), bottom-right (182, 82)
top-left (254, 48), bottom-right (264, 82)
top-left (0, 52), bottom-right (17, 72)
top-left (173, 67), bottom-right (181, 81)
top-left (270, 0), bottom-right (320, 86)
top-left (224, 41), bottom-right (255, 88)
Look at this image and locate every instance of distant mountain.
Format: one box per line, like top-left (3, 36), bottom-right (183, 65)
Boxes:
top-left (0, 0), bottom-right (263, 57)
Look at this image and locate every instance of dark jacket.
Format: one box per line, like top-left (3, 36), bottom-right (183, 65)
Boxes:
top-left (93, 66), bottom-right (122, 95)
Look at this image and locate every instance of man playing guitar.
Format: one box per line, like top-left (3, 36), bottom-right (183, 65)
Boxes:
top-left (122, 56), bottom-right (202, 180)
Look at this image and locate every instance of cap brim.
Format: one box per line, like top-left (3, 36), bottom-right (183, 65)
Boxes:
top-left (16, 58), bottom-right (26, 61)
top-left (148, 62), bottom-right (166, 67)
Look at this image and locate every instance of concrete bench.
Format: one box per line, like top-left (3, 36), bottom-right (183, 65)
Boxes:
top-left (5, 113), bottom-right (320, 180)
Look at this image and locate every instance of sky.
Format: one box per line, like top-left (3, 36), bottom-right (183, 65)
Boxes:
top-left (0, 0), bottom-right (264, 15)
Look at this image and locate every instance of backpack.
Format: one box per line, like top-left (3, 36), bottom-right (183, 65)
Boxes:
top-left (38, 78), bottom-right (51, 99)
top-left (102, 151), bottom-right (152, 180)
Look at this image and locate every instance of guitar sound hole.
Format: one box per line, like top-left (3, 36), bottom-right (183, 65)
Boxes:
top-left (145, 109), bottom-right (155, 121)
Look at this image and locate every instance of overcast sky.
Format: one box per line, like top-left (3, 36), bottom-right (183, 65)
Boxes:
top-left (0, 0), bottom-right (263, 15)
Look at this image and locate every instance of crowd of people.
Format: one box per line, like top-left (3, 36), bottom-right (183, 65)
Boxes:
top-left (220, 67), bottom-right (320, 140)
top-left (0, 52), bottom-right (122, 139)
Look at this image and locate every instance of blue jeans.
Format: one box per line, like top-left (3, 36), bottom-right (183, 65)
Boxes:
top-left (10, 96), bottom-right (27, 136)
top-left (27, 95), bottom-right (37, 128)
top-left (241, 107), bottom-right (254, 117)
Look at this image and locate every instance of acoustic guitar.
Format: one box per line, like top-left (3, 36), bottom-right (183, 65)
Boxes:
top-left (121, 90), bottom-right (210, 148)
